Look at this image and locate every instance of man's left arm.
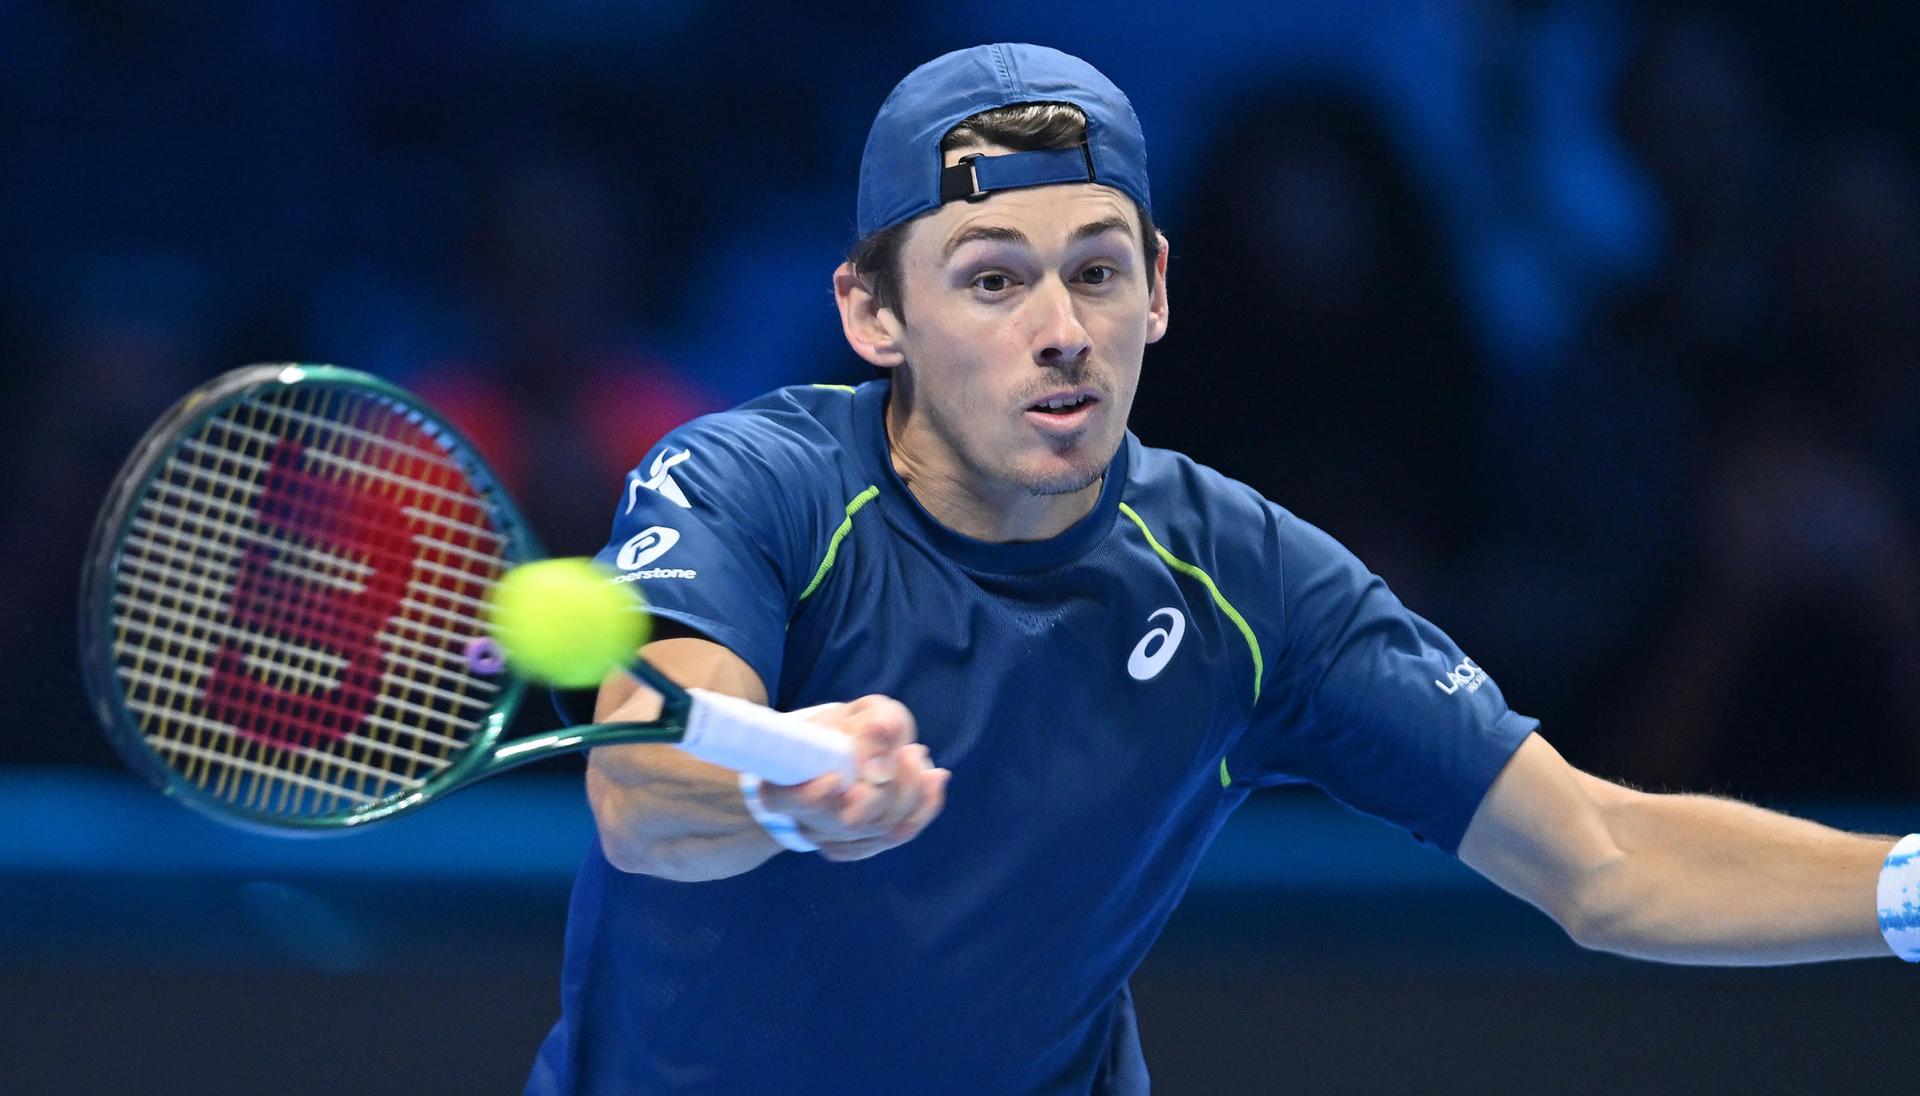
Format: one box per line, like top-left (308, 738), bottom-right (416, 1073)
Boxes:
top-left (1458, 733), bottom-right (1902, 965)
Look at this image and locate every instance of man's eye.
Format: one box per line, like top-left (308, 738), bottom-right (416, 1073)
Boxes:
top-left (1080, 265), bottom-right (1116, 285)
top-left (973, 273), bottom-right (1011, 293)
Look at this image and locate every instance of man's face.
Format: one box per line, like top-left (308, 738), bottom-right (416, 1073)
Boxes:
top-left (884, 144), bottom-right (1169, 508)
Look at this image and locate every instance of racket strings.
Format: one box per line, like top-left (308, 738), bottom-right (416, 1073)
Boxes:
top-left (133, 384), bottom-right (363, 813)
top-left (271, 387), bottom-right (402, 808)
top-left (123, 501), bottom-right (496, 652)
top-left (119, 386), bottom-right (272, 801)
top-left (109, 380), bottom-right (511, 820)
top-left (270, 385), bottom-right (495, 809)
top-left (205, 385), bottom-right (354, 812)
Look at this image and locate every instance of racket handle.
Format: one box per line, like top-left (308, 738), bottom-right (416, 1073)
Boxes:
top-left (679, 688), bottom-right (858, 786)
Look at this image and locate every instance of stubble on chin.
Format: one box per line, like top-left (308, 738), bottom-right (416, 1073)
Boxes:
top-left (1003, 436), bottom-right (1117, 497)
top-left (1018, 463), bottom-right (1106, 497)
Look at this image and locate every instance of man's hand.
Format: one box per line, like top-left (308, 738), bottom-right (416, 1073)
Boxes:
top-left (761, 694), bottom-right (951, 861)
top-left (586, 635), bottom-right (951, 879)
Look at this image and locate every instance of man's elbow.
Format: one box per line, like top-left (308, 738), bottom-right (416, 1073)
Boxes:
top-left (597, 831), bottom-right (661, 876)
top-left (596, 830), bottom-right (753, 882)
top-left (1557, 897), bottom-right (1623, 955)
top-left (1555, 856), bottom-right (1637, 955)
top-left (1544, 772), bottom-right (1648, 955)
top-left (590, 810), bottom-right (713, 880)
top-left (586, 767), bottom-right (675, 877)
top-left (585, 776), bottom-right (752, 882)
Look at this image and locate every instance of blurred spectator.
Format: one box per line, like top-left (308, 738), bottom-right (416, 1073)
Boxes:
top-left (1133, 91), bottom-right (1484, 613)
top-left (1468, 13), bottom-right (1790, 763)
top-left (1606, 138), bottom-right (1920, 799)
top-left (1458, 13), bottom-right (1920, 801)
top-left (400, 151), bottom-right (727, 555)
top-left (0, 258), bottom-right (212, 764)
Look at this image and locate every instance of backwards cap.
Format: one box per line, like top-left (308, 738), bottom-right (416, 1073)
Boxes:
top-left (855, 43), bottom-right (1152, 238)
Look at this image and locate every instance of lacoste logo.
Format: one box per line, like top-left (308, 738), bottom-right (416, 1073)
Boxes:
top-left (626, 447), bottom-right (692, 512)
top-left (1434, 656), bottom-right (1487, 696)
top-left (1127, 607), bottom-right (1186, 681)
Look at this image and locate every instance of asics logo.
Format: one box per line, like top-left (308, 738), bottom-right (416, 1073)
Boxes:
top-left (616, 526), bottom-right (681, 570)
top-left (1127, 607), bottom-right (1186, 681)
top-left (626, 447), bottom-right (692, 512)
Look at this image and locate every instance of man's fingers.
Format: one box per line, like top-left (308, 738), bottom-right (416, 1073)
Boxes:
top-left (861, 753), bottom-right (897, 786)
top-left (865, 744), bottom-right (930, 831)
top-left (838, 695), bottom-right (917, 768)
top-left (816, 771), bottom-right (949, 862)
top-left (889, 766), bottom-right (948, 842)
top-left (760, 771), bottom-right (846, 816)
top-left (835, 780), bottom-right (888, 830)
top-left (765, 759), bottom-right (945, 846)
top-left (839, 743), bottom-right (936, 830)
top-left (761, 774), bottom-right (893, 841)
top-left (815, 766), bottom-right (950, 861)
top-left (752, 695), bottom-right (933, 844)
top-left (777, 695), bottom-right (917, 787)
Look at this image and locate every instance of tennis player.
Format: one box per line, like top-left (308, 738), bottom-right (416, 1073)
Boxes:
top-left (526, 44), bottom-right (1917, 1094)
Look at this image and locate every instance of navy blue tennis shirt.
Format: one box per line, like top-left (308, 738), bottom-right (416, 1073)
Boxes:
top-left (527, 380), bottom-right (1536, 1094)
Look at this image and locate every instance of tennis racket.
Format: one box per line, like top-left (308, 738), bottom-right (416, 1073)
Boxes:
top-left (80, 363), bottom-right (855, 834)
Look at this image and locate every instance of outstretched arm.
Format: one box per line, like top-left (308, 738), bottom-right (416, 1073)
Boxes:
top-left (1458, 733), bottom-right (1901, 965)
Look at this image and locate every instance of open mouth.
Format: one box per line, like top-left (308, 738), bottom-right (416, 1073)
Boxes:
top-left (1027, 393), bottom-right (1098, 416)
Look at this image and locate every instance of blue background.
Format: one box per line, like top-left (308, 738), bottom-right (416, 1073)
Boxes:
top-left (3, 2), bottom-right (1918, 1091)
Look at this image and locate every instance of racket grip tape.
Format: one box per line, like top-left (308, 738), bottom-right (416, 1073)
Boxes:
top-left (679, 688), bottom-right (858, 786)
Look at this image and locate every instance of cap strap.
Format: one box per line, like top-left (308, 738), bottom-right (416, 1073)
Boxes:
top-left (938, 145), bottom-right (1096, 204)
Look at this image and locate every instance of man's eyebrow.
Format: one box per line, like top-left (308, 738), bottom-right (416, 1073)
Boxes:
top-left (942, 224), bottom-right (1029, 262)
top-left (1069, 216), bottom-right (1133, 245)
top-left (941, 216), bottom-right (1135, 263)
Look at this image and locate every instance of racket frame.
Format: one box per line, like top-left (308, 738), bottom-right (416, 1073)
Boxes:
top-left (79, 363), bottom-right (689, 835)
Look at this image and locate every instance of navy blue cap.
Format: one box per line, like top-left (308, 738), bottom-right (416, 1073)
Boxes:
top-left (856, 44), bottom-right (1152, 238)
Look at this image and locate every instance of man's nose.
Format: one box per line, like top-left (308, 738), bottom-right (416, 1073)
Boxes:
top-left (1029, 279), bottom-right (1091, 365)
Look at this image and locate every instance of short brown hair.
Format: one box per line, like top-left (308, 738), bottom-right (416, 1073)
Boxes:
top-left (847, 102), bottom-right (1160, 318)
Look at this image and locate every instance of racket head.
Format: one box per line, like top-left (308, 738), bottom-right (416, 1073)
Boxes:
top-left (80, 364), bottom-right (542, 833)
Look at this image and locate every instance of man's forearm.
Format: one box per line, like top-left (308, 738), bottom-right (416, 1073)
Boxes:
top-left (588, 745), bottom-right (781, 881)
top-left (1573, 786), bottom-right (1898, 965)
top-left (584, 636), bottom-right (786, 881)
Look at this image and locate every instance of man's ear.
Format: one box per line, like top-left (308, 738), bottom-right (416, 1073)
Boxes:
top-left (1145, 231), bottom-right (1170, 345)
top-left (833, 262), bottom-right (906, 367)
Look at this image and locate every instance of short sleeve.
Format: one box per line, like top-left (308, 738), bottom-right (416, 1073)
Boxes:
top-left (590, 415), bottom-right (816, 693)
top-left (1229, 511), bottom-right (1537, 854)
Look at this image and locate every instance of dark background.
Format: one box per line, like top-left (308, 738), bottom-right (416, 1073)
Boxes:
top-left (3, 1), bottom-right (1918, 1092)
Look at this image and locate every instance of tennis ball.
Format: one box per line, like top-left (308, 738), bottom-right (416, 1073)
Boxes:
top-left (484, 558), bottom-right (650, 689)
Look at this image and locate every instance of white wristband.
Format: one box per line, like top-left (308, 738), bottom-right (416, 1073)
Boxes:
top-left (739, 772), bottom-right (819, 853)
top-left (1876, 833), bottom-right (1920, 962)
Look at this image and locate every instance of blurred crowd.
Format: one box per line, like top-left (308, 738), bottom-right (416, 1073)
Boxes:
top-left (5, 2), bottom-right (1917, 803)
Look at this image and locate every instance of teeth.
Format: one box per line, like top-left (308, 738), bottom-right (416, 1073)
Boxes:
top-left (1038, 395), bottom-right (1088, 410)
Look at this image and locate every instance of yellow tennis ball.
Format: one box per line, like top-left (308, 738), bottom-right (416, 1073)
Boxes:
top-left (484, 558), bottom-right (649, 689)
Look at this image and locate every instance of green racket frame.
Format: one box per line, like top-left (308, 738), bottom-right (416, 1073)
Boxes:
top-left (80, 363), bottom-right (694, 835)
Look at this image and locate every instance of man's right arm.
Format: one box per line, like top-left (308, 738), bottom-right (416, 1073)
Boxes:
top-left (585, 635), bottom-right (949, 882)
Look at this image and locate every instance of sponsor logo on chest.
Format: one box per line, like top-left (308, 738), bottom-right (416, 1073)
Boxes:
top-left (1127, 607), bottom-right (1186, 681)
